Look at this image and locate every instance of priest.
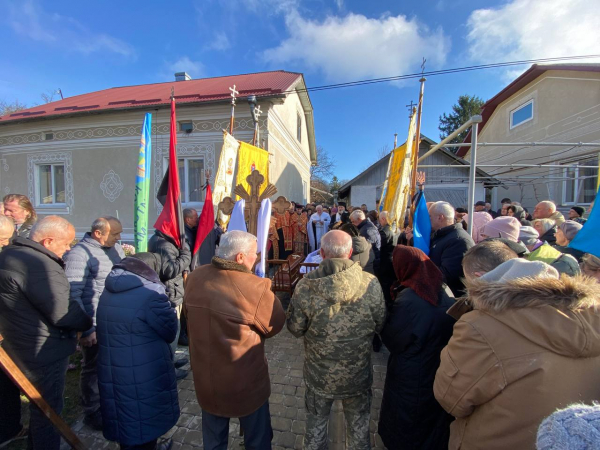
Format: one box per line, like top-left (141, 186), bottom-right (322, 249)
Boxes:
top-left (308, 205), bottom-right (330, 251)
top-left (330, 202), bottom-right (349, 230)
top-left (290, 204), bottom-right (308, 255)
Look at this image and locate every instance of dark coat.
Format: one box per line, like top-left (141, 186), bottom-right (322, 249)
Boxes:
top-left (148, 230), bottom-right (191, 306)
top-left (429, 224), bottom-right (474, 297)
top-left (350, 236), bottom-right (375, 275)
top-left (184, 225), bottom-right (196, 269)
top-left (379, 286), bottom-right (456, 450)
top-left (374, 224), bottom-right (396, 307)
top-left (0, 237), bottom-right (92, 370)
top-left (97, 257), bottom-right (179, 446)
top-left (539, 225), bottom-right (557, 245)
top-left (357, 219), bottom-right (381, 259)
top-left (553, 244), bottom-right (586, 263)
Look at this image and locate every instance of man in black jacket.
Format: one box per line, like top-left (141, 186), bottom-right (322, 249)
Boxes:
top-left (428, 202), bottom-right (475, 297)
top-left (374, 211), bottom-right (395, 309)
top-left (148, 229), bottom-right (192, 379)
top-left (350, 209), bottom-right (381, 259)
top-left (0, 216), bottom-right (92, 450)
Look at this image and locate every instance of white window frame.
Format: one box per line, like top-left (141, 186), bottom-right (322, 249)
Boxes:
top-left (162, 156), bottom-right (205, 208)
top-left (562, 163), bottom-right (597, 206)
top-left (509, 99), bottom-right (534, 129)
top-left (35, 163), bottom-right (67, 207)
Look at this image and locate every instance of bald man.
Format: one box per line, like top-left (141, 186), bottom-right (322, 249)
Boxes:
top-left (0, 215), bottom-right (14, 248)
top-left (287, 230), bottom-right (386, 450)
top-left (0, 216), bottom-right (92, 450)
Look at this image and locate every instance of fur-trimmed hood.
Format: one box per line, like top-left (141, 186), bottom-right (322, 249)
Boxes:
top-left (466, 274), bottom-right (600, 358)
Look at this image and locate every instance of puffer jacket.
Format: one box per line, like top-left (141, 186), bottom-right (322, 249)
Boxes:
top-left (0, 237), bottom-right (92, 370)
top-left (287, 259), bottom-right (386, 398)
top-left (539, 225), bottom-right (557, 245)
top-left (434, 270), bottom-right (600, 450)
top-left (148, 230), bottom-right (191, 306)
top-left (350, 235), bottom-right (375, 274)
top-left (63, 233), bottom-right (125, 336)
top-left (379, 286), bottom-right (455, 450)
top-left (429, 223), bottom-right (475, 296)
top-left (97, 257), bottom-right (179, 446)
top-left (357, 219), bottom-right (381, 259)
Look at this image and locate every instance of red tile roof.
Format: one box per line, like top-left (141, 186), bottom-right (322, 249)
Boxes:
top-left (0, 70), bottom-right (304, 123)
top-left (458, 63), bottom-right (600, 157)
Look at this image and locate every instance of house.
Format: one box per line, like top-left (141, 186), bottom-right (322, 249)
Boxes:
top-left (338, 135), bottom-right (495, 210)
top-left (459, 63), bottom-right (600, 211)
top-left (0, 70), bottom-right (317, 240)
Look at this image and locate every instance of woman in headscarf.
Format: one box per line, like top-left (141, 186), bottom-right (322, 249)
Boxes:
top-left (378, 246), bottom-right (456, 450)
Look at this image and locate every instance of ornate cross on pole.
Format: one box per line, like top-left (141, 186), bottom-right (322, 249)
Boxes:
top-left (253, 104), bottom-right (262, 146)
top-left (229, 85), bottom-right (239, 135)
top-left (232, 170), bottom-right (277, 236)
top-left (406, 100), bottom-right (416, 117)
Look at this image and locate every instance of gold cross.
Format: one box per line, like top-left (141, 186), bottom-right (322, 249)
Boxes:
top-left (232, 170), bottom-right (277, 236)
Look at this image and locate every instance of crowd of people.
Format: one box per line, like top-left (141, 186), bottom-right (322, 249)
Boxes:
top-left (0, 191), bottom-right (599, 450)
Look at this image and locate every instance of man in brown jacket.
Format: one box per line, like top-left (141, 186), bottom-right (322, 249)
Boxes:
top-left (434, 257), bottom-right (600, 450)
top-left (185, 230), bottom-right (285, 450)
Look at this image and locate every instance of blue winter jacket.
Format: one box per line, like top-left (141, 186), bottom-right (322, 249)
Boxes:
top-left (96, 257), bottom-right (179, 446)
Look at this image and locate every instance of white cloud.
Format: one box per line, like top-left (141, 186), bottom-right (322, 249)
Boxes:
top-left (263, 12), bottom-right (450, 83)
top-left (334, 0), bottom-right (344, 10)
top-left (168, 57), bottom-right (204, 79)
top-left (6, 0), bottom-right (135, 57)
top-left (206, 32), bottom-right (231, 51)
top-left (467, 0), bottom-right (600, 70)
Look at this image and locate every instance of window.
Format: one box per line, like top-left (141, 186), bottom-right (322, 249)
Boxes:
top-left (303, 180), bottom-right (308, 204)
top-left (562, 159), bottom-right (598, 205)
top-left (37, 164), bottom-right (66, 205)
top-left (179, 121), bottom-right (193, 133)
top-left (44, 132), bottom-right (54, 141)
top-left (297, 112), bottom-right (302, 142)
top-left (165, 157), bottom-right (205, 203)
top-left (510, 100), bottom-right (534, 129)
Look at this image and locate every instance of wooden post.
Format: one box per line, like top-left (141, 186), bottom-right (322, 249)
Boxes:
top-left (410, 77), bottom-right (426, 201)
top-left (0, 334), bottom-right (86, 450)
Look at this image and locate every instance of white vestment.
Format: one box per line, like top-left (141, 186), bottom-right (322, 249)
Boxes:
top-left (308, 212), bottom-right (331, 252)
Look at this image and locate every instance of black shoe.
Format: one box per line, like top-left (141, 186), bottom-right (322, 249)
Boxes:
top-left (178, 334), bottom-right (189, 346)
top-left (174, 358), bottom-right (188, 369)
top-left (83, 410), bottom-right (103, 431)
top-left (156, 438), bottom-right (173, 450)
top-left (175, 369), bottom-right (188, 381)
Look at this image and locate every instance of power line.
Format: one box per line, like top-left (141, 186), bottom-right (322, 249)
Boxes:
top-left (279, 54), bottom-right (600, 95)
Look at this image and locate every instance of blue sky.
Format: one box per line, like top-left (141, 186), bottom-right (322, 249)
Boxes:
top-left (1, 0), bottom-right (598, 180)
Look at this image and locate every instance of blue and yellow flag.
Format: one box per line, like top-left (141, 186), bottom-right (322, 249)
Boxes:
top-left (134, 113), bottom-right (152, 252)
top-left (413, 191), bottom-right (431, 255)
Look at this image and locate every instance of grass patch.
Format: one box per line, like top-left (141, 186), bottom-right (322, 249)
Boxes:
top-left (6, 350), bottom-right (84, 450)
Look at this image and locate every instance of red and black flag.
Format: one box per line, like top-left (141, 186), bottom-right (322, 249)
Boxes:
top-left (154, 96), bottom-right (185, 248)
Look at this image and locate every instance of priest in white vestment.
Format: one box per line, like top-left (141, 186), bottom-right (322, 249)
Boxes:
top-left (308, 205), bottom-right (331, 251)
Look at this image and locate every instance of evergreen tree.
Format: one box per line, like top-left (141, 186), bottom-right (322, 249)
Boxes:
top-left (438, 95), bottom-right (485, 148)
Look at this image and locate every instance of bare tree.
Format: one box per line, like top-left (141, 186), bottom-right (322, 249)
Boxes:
top-left (0, 99), bottom-right (27, 116)
top-left (310, 145), bottom-right (336, 182)
top-left (376, 144), bottom-right (390, 160)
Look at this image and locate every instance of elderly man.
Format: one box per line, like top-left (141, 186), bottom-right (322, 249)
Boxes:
top-left (0, 215), bottom-right (14, 248)
top-left (63, 216), bottom-right (124, 430)
top-left (485, 202), bottom-right (498, 218)
top-left (3, 194), bottom-right (37, 239)
top-left (185, 230), bottom-right (285, 450)
top-left (308, 205), bottom-right (331, 251)
top-left (350, 209), bottom-right (381, 259)
top-left (330, 201), bottom-right (348, 229)
top-left (0, 216), bottom-right (92, 450)
top-left (287, 230), bottom-right (386, 450)
top-left (429, 201), bottom-right (474, 296)
top-left (534, 200), bottom-right (565, 225)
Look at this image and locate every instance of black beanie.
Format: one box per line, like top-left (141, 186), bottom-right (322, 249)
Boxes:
top-left (570, 206), bottom-right (585, 217)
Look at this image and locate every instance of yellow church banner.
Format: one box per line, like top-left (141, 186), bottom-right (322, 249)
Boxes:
top-left (235, 142), bottom-right (269, 198)
top-left (382, 143), bottom-right (407, 213)
top-left (389, 111), bottom-right (418, 229)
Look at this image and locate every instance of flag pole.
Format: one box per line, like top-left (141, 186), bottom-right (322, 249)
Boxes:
top-left (229, 85), bottom-right (238, 136)
top-left (410, 75), bottom-right (426, 201)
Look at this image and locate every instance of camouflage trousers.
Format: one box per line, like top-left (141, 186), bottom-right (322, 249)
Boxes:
top-left (304, 388), bottom-right (372, 450)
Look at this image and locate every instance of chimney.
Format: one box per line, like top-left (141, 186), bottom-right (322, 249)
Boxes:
top-left (175, 72), bottom-right (192, 81)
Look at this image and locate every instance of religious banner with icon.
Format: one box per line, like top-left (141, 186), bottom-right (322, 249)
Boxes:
top-left (213, 130), bottom-right (239, 225)
top-left (235, 141), bottom-right (269, 199)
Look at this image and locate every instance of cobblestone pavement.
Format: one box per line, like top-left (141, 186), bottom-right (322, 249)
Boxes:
top-left (68, 295), bottom-right (389, 450)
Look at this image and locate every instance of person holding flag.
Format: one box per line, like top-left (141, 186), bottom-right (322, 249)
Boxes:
top-left (149, 92), bottom-right (190, 380)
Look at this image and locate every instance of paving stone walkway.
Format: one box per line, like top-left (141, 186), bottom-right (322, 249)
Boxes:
top-left (69, 294), bottom-right (389, 450)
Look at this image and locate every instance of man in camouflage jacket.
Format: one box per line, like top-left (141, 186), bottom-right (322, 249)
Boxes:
top-left (287, 230), bottom-right (386, 450)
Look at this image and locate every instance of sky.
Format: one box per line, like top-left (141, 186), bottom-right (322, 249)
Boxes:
top-left (1, 0), bottom-right (599, 181)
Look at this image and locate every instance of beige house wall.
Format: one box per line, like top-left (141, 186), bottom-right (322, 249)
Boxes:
top-left (0, 95), bottom-right (313, 240)
top-left (472, 70), bottom-right (600, 210)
